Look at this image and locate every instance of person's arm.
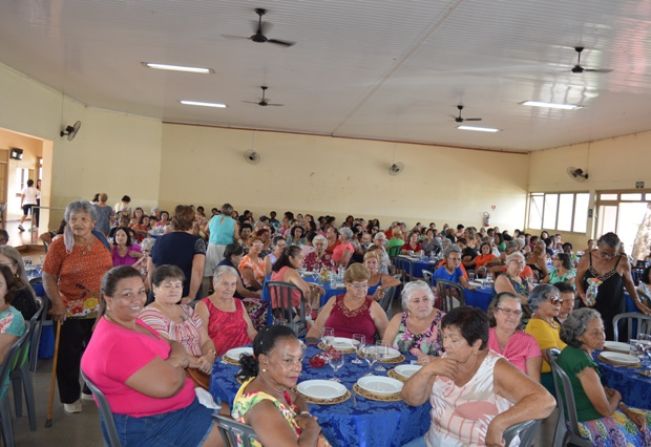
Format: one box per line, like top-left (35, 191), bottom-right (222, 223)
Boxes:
top-left (42, 271), bottom-right (65, 320)
top-left (576, 366), bottom-right (620, 416)
top-left (146, 256), bottom-right (155, 291)
top-left (306, 298), bottom-right (336, 339)
top-left (192, 313), bottom-right (216, 374)
top-left (0, 333), bottom-right (18, 364)
top-left (241, 266), bottom-right (262, 290)
top-left (575, 255), bottom-right (589, 305)
top-left (236, 275), bottom-right (262, 299)
top-left (525, 356), bottom-right (542, 383)
top-left (494, 275), bottom-right (526, 304)
top-left (125, 354), bottom-right (188, 398)
top-left (186, 253), bottom-right (205, 301)
top-left (264, 255), bottom-right (273, 276)
top-left (380, 314), bottom-right (401, 348)
top-left (369, 301), bottom-right (389, 338)
top-left (621, 260), bottom-right (651, 315)
top-left (487, 359), bottom-right (555, 445)
top-left (400, 357), bottom-right (458, 406)
top-left (242, 305), bottom-right (258, 341)
top-left (246, 400), bottom-right (321, 447)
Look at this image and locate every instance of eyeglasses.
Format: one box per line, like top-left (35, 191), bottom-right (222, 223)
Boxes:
top-left (548, 296), bottom-right (563, 305)
top-left (496, 307), bottom-right (523, 317)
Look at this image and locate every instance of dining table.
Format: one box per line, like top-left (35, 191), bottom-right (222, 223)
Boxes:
top-left (210, 344), bottom-right (431, 447)
top-left (595, 350), bottom-right (651, 411)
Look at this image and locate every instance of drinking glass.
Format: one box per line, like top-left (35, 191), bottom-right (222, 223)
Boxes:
top-left (374, 341), bottom-right (388, 372)
top-left (351, 334), bottom-right (366, 365)
top-left (363, 345), bottom-right (377, 375)
top-left (327, 352), bottom-right (344, 382)
top-left (322, 327), bottom-right (335, 347)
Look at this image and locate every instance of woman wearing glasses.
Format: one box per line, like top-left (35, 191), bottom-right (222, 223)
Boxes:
top-left (525, 284), bottom-right (566, 394)
top-left (487, 292), bottom-right (541, 382)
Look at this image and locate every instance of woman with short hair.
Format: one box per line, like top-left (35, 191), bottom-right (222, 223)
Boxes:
top-left (205, 203), bottom-right (239, 280)
top-left (303, 234), bottom-right (334, 272)
top-left (494, 252), bottom-right (530, 305)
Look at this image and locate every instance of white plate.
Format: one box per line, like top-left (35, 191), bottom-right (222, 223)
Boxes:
top-left (363, 345), bottom-right (401, 360)
top-left (357, 376), bottom-right (403, 395)
top-left (599, 351), bottom-right (639, 365)
top-left (394, 364), bottom-right (422, 379)
top-left (224, 347), bottom-right (253, 362)
top-left (328, 337), bottom-right (359, 351)
top-left (297, 380), bottom-right (347, 400)
top-left (603, 341), bottom-right (631, 353)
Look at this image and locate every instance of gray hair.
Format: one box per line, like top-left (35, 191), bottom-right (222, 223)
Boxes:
top-left (339, 227), bottom-right (354, 240)
top-left (212, 265), bottom-right (239, 282)
top-left (63, 200), bottom-right (98, 254)
top-left (505, 240), bottom-right (519, 252)
top-left (140, 237), bottom-right (156, 253)
top-left (444, 244), bottom-right (461, 258)
top-left (401, 280), bottom-right (435, 310)
top-left (505, 251), bottom-right (525, 264)
top-left (313, 234), bottom-right (328, 246)
top-left (560, 308), bottom-right (602, 348)
top-left (528, 283), bottom-right (560, 313)
top-left (373, 232), bottom-right (386, 241)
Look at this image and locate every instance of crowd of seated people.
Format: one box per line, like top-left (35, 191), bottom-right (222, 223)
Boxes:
top-left (24, 194), bottom-right (651, 446)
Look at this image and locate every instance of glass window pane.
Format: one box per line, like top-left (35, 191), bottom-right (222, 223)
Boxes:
top-left (621, 193), bottom-right (642, 201)
top-left (617, 203), bottom-right (649, 254)
top-left (597, 205), bottom-right (617, 236)
top-left (528, 195), bottom-right (544, 230)
top-left (557, 194), bottom-right (574, 231)
top-left (573, 193), bottom-right (590, 233)
top-left (543, 194), bottom-right (558, 229)
top-left (600, 193), bottom-right (618, 201)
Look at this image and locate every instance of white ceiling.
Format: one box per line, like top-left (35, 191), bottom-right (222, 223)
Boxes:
top-left (1, 0), bottom-right (651, 151)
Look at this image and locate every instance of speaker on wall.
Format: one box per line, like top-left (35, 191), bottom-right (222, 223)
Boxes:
top-left (10, 148), bottom-right (23, 160)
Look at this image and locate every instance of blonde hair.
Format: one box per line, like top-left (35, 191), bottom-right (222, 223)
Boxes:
top-left (344, 263), bottom-right (370, 283)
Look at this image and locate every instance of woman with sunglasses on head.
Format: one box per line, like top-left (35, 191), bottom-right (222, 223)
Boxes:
top-left (525, 284), bottom-right (566, 394)
top-left (487, 292), bottom-right (541, 382)
top-left (576, 232), bottom-right (651, 341)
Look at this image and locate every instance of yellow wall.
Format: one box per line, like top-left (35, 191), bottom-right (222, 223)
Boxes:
top-left (527, 130), bottom-right (651, 246)
top-left (160, 124), bottom-right (529, 229)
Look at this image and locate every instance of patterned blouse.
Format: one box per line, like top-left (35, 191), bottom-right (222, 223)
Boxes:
top-left (392, 311), bottom-right (444, 356)
top-left (138, 304), bottom-right (203, 356)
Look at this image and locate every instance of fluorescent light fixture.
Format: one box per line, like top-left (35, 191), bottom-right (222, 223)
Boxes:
top-left (180, 100), bottom-right (227, 108)
top-left (457, 125), bottom-right (499, 133)
top-left (143, 63), bottom-right (213, 74)
top-left (521, 100), bottom-right (583, 110)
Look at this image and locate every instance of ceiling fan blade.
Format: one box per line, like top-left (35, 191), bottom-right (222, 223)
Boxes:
top-left (243, 101), bottom-right (260, 104)
top-left (267, 103), bottom-right (284, 106)
top-left (267, 38), bottom-right (295, 47)
top-left (465, 118), bottom-right (482, 121)
top-left (222, 34), bottom-right (251, 41)
top-left (583, 68), bottom-right (613, 73)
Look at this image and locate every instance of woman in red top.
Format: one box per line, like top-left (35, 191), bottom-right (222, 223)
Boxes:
top-left (196, 265), bottom-right (257, 356)
top-left (270, 245), bottom-right (323, 313)
top-left (401, 231), bottom-right (422, 254)
top-left (307, 263), bottom-right (388, 342)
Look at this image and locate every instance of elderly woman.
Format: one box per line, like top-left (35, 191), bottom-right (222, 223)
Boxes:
top-left (139, 265), bottom-right (215, 374)
top-left (432, 245), bottom-right (471, 288)
top-left (494, 252), bottom-right (530, 305)
top-left (401, 306), bottom-right (555, 447)
top-left (205, 203), bottom-right (238, 280)
top-left (43, 200), bottom-right (113, 413)
top-left (526, 240), bottom-right (549, 281)
top-left (0, 245), bottom-right (38, 320)
top-left (238, 237), bottom-right (266, 291)
top-left (546, 253), bottom-right (575, 285)
top-left (382, 280), bottom-right (444, 361)
top-left (264, 235), bottom-right (287, 276)
top-left (364, 251), bottom-right (400, 301)
top-left (558, 308), bottom-right (651, 445)
top-left (81, 266), bottom-right (225, 446)
top-left (576, 232), bottom-right (651, 341)
top-left (307, 263), bottom-right (389, 342)
top-left (270, 245), bottom-right (323, 314)
top-left (235, 326), bottom-right (330, 447)
top-left (372, 232), bottom-right (392, 274)
top-left (303, 234), bottom-right (334, 272)
top-left (487, 292), bottom-right (541, 381)
top-left (332, 227), bottom-right (355, 267)
top-left (196, 266), bottom-right (257, 356)
top-left (525, 284), bottom-right (566, 394)
top-left (111, 226), bottom-right (143, 267)
top-left (149, 205), bottom-right (206, 301)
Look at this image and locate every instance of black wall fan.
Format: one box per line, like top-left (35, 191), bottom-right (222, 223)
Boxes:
top-left (60, 120), bottom-right (81, 141)
top-left (453, 105), bottom-right (482, 123)
top-left (571, 47), bottom-right (612, 74)
top-left (244, 86), bottom-right (283, 107)
top-left (223, 8), bottom-right (294, 47)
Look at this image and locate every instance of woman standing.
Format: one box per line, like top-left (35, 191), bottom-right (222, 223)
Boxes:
top-left (576, 232), bottom-right (651, 341)
top-left (205, 203), bottom-right (239, 280)
top-left (42, 201), bottom-right (112, 413)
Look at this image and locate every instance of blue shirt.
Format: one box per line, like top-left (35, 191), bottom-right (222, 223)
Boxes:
top-left (208, 215), bottom-right (236, 245)
top-left (433, 265), bottom-right (464, 284)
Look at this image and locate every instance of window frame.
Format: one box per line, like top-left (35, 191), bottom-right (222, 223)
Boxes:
top-left (526, 191), bottom-right (590, 234)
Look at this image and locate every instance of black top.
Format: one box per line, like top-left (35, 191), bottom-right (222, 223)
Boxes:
top-left (12, 286), bottom-right (39, 320)
top-left (581, 252), bottom-right (625, 340)
top-left (152, 232), bottom-right (206, 298)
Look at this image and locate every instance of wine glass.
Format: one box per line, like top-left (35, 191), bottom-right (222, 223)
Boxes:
top-left (327, 351), bottom-right (344, 382)
top-left (374, 341), bottom-right (388, 373)
top-left (351, 334), bottom-right (366, 365)
top-left (362, 345), bottom-right (377, 375)
top-left (322, 327), bottom-right (335, 347)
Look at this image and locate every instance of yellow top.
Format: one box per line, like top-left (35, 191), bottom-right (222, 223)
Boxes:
top-left (525, 317), bottom-right (566, 373)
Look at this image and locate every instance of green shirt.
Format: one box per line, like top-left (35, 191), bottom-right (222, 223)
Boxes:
top-left (557, 346), bottom-right (602, 422)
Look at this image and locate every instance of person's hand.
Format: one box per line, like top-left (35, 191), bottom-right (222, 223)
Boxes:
top-left (606, 388), bottom-right (622, 402)
top-left (49, 300), bottom-right (66, 321)
top-left (625, 408), bottom-right (647, 430)
top-left (296, 412), bottom-right (321, 437)
top-left (425, 357), bottom-right (458, 378)
top-left (485, 419), bottom-right (506, 447)
top-left (195, 355), bottom-right (213, 374)
top-left (635, 301), bottom-right (651, 316)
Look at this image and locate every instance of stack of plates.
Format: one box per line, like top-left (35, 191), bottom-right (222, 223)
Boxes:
top-left (362, 345), bottom-right (404, 363)
top-left (296, 380), bottom-right (350, 405)
top-left (354, 376), bottom-right (403, 401)
top-left (223, 347), bottom-right (253, 365)
top-left (598, 351), bottom-right (640, 367)
top-left (389, 364), bottom-right (422, 382)
top-left (603, 341), bottom-right (631, 354)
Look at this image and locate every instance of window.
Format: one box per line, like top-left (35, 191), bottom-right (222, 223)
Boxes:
top-left (527, 192), bottom-right (590, 233)
top-left (595, 190), bottom-right (651, 255)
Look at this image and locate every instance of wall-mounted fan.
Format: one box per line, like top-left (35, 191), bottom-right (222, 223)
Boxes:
top-left (389, 162), bottom-right (404, 176)
top-left (60, 120), bottom-right (81, 141)
top-left (567, 167), bottom-right (589, 181)
top-left (244, 150), bottom-right (260, 164)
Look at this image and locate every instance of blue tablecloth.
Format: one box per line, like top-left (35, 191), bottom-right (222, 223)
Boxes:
top-left (596, 354), bottom-right (651, 411)
top-left (395, 256), bottom-right (438, 279)
top-left (210, 345), bottom-right (431, 447)
top-left (464, 287), bottom-right (494, 311)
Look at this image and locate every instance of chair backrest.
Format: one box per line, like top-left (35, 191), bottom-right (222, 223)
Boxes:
top-left (0, 328), bottom-right (30, 399)
top-left (503, 419), bottom-right (540, 447)
top-left (435, 280), bottom-right (465, 313)
top-left (613, 312), bottom-right (651, 342)
top-left (28, 297), bottom-right (46, 372)
top-left (213, 413), bottom-right (259, 447)
top-left (378, 286), bottom-right (398, 318)
top-left (80, 370), bottom-right (122, 447)
top-left (267, 281), bottom-right (307, 337)
top-left (548, 348), bottom-right (585, 443)
top-left (422, 269), bottom-right (433, 285)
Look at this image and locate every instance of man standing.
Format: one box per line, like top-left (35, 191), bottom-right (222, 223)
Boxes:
top-left (18, 179), bottom-right (39, 232)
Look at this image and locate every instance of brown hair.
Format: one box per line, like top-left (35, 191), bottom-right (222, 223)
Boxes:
top-left (344, 263), bottom-right (370, 283)
top-left (172, 205), bottom-right (195, 231)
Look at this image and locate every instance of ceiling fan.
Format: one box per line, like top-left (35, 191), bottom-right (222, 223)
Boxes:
top-left (570, 46), bottom-right (612, 74)
top-left (244, 86), bottom-right (284, 107)
top-left (223, 8), bottom-right (295, 47)
top-left (453, 105), bottom-right (482, 123)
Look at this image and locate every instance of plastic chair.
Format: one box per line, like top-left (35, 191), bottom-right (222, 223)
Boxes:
top-left (503, 419), bottom-right (540, 446)
top-left (378, 286), bottom-right (398, 319)
top-left (213, 413), bottom-right (259, 447)
top-left (267, 281), bottom-right (307, 337)
top-left (422, 269), bottom-right (433, 285)
top-left (80, 370), bottom-right (123, 447)
top-left (613, 312), bottom-right (651, 342)
top-left (0, 328), bottom-right (31, 447)
top-left (29, 296), bottom-right (48, 372)
top-left (435, 280), bottom-right (465, 313)
top-left (548, 348), bottom-right (592, 447)
top-left (11, 297), bottom-right (44, 431)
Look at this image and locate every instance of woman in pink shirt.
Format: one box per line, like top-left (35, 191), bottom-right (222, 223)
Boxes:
top-left (487, 292), bottom-right (542, 382)
top-left (81, 266), bottom-right (225, 447)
